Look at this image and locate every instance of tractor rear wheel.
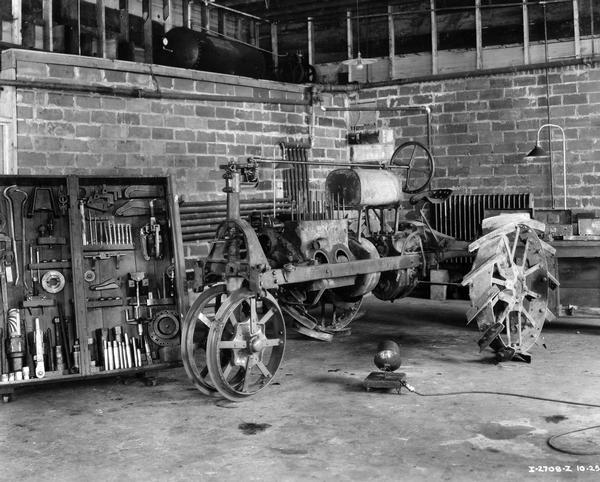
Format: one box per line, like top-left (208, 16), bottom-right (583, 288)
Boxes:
top-left (462, 215), bottom-right (558, 360)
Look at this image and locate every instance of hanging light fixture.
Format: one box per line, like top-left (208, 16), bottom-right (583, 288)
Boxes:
top-left (342, 0), bottom-right (378, 70)
top-left (523, 124), bottom-right (567, 210)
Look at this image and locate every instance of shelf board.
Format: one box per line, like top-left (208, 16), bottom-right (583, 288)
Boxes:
top-left (0, 362), bottom-right (182, 389)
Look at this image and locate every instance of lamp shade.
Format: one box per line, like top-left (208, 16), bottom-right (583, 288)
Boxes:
top-left (523, 144), bottom-right (549, 160)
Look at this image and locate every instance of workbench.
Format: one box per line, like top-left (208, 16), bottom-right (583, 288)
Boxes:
top-left (549, 239), bottom-right (600, 318)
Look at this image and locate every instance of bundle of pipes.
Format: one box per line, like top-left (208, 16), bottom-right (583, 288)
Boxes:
top-left (180, 198), bottom-right (292, 242)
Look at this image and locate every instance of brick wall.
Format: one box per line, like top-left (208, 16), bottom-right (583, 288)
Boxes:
top-left (0, 49), bottom-right (347, 257)
top-left (356, 61), bottom-right (600, 210)
top-left (2, 49), bottom-right (600, 261)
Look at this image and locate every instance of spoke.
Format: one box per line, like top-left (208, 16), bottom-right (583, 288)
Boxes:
top-left (524, 288), bottom-right (540, 299)
top-left (502, 236), bottom-right (515, 268)
top-left (198, 312), bottom-right (212, 327)
top-left (258, 308), bottom-right (275, 325)
top-left (409, 143), bottom-right (417, 164)
top-left (256, 360), bottom-right (273, 379)
top-left (229, 311), bottom-right (239, 326)
top-left (491, 277), bottom-right (507, 286)
top-left (242, 358), bottom-right (255, 392)
top-left (511, 226), bottom-right (521, 260)
top-left (200, 366), bottom-right (209, 378)
top-left (505, 313), bottom-right (512, 346)
top-left (524, 263), bottom-right (541, 277)
top-left (517, 310), bottom-right (522, 346)
top-left (521, 307), bottom-right (537, 328)
top-left (250, 297), bottom-right (258, 333)
top-left (263, 338), bottom-right (282, 347)
top-left (498, 290), bottom-right (515, 305)
top-left (222, 362), bottom-right (233, 379)
top-left (521, 237), bottom-right (531, 269)
top-left (217, 340), bottom-right (247, 349)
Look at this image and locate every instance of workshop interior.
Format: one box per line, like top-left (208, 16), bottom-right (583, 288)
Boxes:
top-left (1, 0), bottom-right (600, 479)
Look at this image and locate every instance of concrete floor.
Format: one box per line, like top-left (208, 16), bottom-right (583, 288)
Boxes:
top-left (2, 296), bottom-right (600, 481)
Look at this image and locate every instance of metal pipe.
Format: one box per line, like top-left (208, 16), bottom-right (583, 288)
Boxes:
top-left (250, 156), bottom-right (410, 170)
top-left (536, 124), bottom-right (567, 210)
top-left (0, 79), bottom-right (310, 106)
top-left (199, 0), bottom-right (272, 23)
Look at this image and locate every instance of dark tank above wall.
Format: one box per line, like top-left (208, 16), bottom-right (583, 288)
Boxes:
top-left (158, 27), bottom-right (269, 80)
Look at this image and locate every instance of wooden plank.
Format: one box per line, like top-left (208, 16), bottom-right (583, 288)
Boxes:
top-left (143, 0), bottom-right (153, 63)
top-left (182, 0), bottom-right (190, 28)
top-left (168, 175), bottom-right (189, 315)
top-left (200, 0), bottom-right (209, 31)
top-left (475, 0), bottom-right (482, 69)
top-left (11, 0), bottom-right (21, 45)
top-left (307, 17), bottom-right (314, 66)
top-left (67, 176), bottom-right (90, 376)
top-left (430, 0), bottom-right (438, 75)
top-left (64, 0), bottom-right (81, 55)
top-left (164, 0), bottom-right (173, 33)
top-left (572, 0), bottom-right (580, 58)
top-left (271, 22), bottom-right (279, 69)
top-left (119, 0), bottom-right (130, 42)
top-left (522, 0), bottom-right (529, 63)
top-left (430, 269), bottom-right (449, 301)
top-left (346, 9), bottom-right (353, 60)
top-left (42, 0), bottom-right (53, 51)
top-left (254, 20), bottom-right (260, 47)
top-left (217, 7), bottom-right (224, 34)
top-left (387, 5), bottom-right (395, 80)
top-left (97, 0), bottom-right (106, 58)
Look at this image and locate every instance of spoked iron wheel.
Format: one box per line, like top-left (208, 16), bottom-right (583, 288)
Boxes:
top-left (462, 217), bottom-right (558, 360)
top-left (206, 289), bottom-right (286, 401)
top-left (181, 284), bottom-right (227, 395)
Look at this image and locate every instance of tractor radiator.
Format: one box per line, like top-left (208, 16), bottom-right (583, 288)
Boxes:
top-left (280, 143), bottom-right (311, 216)
top-left (431, 193), bottom-right (533, 242)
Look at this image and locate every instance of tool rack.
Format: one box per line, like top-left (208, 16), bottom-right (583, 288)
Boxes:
top-left (0, 174), bottom-right (186, 402)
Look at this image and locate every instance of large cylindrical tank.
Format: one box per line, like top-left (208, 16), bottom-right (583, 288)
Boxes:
top-left (325, 168), bottom-right (404, 207)
top-left (161, 27), bottom-right (267, 79)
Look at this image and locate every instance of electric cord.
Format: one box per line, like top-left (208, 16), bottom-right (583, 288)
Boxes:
top-left (398, 380), bottom-right (600, 456)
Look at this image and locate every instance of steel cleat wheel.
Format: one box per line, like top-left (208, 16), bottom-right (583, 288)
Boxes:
top-left (181, 283), bottom-right (228, 395)
top-left (462, 217), bottom-right (558, 359)
top-left (206, 289), bottom-right (286, 401)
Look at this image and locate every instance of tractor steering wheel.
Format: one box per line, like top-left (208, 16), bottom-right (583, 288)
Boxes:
top-left (388, 141), bottom-right (435, 194)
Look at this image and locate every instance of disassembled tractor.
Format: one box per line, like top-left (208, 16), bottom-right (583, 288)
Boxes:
top-left (182, 143), bottom-right (557, 402)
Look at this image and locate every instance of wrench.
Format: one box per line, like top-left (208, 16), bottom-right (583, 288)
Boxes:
top-left (9, 187), bottom-right (29, 290)
top-left (2, 186), bottom-right (20, 286)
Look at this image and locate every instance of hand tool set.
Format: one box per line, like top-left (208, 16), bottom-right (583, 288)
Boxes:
top-left (0, 176), bottom-right (185, 401)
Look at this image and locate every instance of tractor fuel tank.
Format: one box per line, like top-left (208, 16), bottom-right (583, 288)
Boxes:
top-left (325, 169), bottom-right (404, 207)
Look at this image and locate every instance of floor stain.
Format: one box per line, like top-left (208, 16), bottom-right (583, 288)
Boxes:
top-left (271, 447), bottom-right (309, 455)
top-left (238, 422), bottom-right (272, 435)
top-left (545, 415), bottom-right (568, 424)
top-left (479, 422), bottom-right (534, 440)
